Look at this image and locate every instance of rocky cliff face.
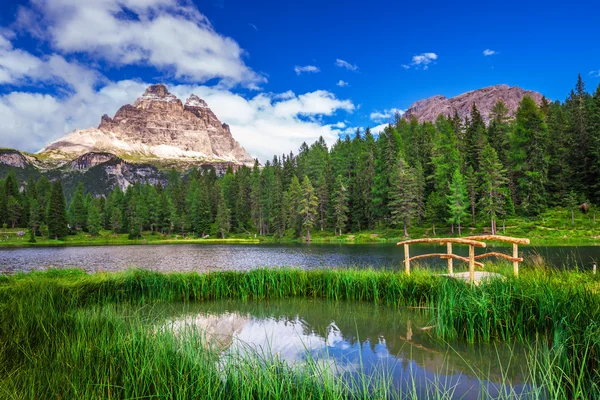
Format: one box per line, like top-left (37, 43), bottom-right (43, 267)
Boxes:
top-left (39, 84), bottom-right (255, 165)
top-left (402, 85), bottom-right (545, 124)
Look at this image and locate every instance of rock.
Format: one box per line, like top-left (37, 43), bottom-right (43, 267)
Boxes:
top-left (70, 152), bottom-right (117, 170)
top-left (403, 84), bottom-right (545, 125)
top-left (38, 84), bottom-right (255, 166)
top-left (0, 150), bottom-right (29, 168)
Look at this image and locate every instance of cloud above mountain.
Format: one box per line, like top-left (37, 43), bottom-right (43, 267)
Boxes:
top-left (0, 0), bottom-right (355, 162)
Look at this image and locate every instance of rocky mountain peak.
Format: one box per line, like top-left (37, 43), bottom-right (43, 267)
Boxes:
top-left (402, 85), bottom-right (544, 125)
top-left (38, 84), bottom-right (255, 166)
top-left (133, 84), bottom-right (181, 110)
top-left (185, 94), bottom-right (209, 108)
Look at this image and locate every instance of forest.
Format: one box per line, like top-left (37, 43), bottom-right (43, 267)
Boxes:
top-left (1, 75), bottom-right (599, 241)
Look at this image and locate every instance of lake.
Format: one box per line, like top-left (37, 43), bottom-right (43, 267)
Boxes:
top-left (149, 297), bottom-right (538, 399)
top-left (0, 242), bottom-right (598, 273)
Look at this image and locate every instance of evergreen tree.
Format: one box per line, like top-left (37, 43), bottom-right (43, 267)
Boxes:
top-left (87, 203), bottom-right (102, 236)
top-left (28, 198), bottom-right (41, 236)
top-left (510, 96), bottom-right (549, 216)
top-left (216, 189), bottom-right (231, 239)
top-left (47, 181), bottom-right (68, 239)
top-left (284, 176), bottom-right (302, 236)
top-left (331, 175), bottom-right (349, 236)
top-left (478, 144), bottom-right (508, 234)
top-left (389, 158), bottom-right (417, 237)
top-left (298, 176), bottom-right (318, 241)
top-left (446, 169), bottom-right (468, 235)
top-left (110, 207), bottom-right (122, 237)
top-left (464, 166), bottom-right (477, 225)
top-left (69, 183), bottom-right (87, 231)
top-left (6, 196), bottom-right (21, 228)
top-left (196, 182), bottom-right (211, 237)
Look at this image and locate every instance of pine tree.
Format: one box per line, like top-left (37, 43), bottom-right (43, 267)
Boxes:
top-left (331, 175), bottom-right (349, 236)
top-left (69, 183), bottom-right (87, 231)
top-left (6, 196), bottom-right (21, 228)
top-left (510, 96), bottom-right (549, 216)
top-left (446, 169), bottom-right (468, 235)
top-left (87, 202), bottom-right (102, 236)
top-left (196, 184), bottom-right (211, 237)
top-left (28, 198), bottom-right (41, 236)
top-left (389, 158), bottom-right (417, 237)
top-left (285, 176), bottom-right (302, 236)
top-left (216, 189), bottom-right (231, 239)
top-left (464, 166), bottom-right (477, 225)
top-left (47, 181), bottom-right (68, 239)
top-left (478, 144), bottom-right (508, 234)
top-left (110, 207), bottom-right (122, 237)
top-left (298, 176), bottom-right (318, 241)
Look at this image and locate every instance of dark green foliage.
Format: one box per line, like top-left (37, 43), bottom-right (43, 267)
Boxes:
top-left (2, 74), bottom-right (600, 238)
top-left (46, 181), bottom-right (68, 239)
top-left (86, 202), bottom-right (102, 236)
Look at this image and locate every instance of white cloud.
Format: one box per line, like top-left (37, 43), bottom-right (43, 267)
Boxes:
top-left (403, 52), bottom-right (438, 70)
top-left (370, 108), bottom-right (404, 122)
top-left (370, 123), bottom-right (390, 134)
top-left (0, 77), bottom-right (354, 162)
top-left (294, 65), bottom-right (320, 75)
top-left (589, 70), bottom-right (600, 78)
top-left (483, 49), bottom-right (497, 56)
top-left (336, 80), bottom-right (349, 87)
top-left (15, 0), bottom-right (265, 88)
top-left (335, 59), bottom-right (358, 71)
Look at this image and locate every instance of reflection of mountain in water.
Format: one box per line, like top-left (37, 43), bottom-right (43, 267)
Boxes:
top-left (154, 298), bottom-right (534, 398)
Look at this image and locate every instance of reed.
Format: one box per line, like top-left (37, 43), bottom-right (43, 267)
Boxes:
top-left (0, 266), bottom-right (599, 398)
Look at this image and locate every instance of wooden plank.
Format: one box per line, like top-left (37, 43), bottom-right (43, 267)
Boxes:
top-left (513, 243), bottom-right (519, 277)
top-left (447, 242), bottom-right (453, 274)
top-left (474, 252), bottom-right (523, 262)
top-left (463, 235), bottom-right (530, 245)
top-left (397, 238), bottom-right (486, 248)
top-left (469, 245), bottom-right (475, 284)
top-left (407, 253), bottom-right (484, 267)
top-left (404, 243), bottom-right (410, 275)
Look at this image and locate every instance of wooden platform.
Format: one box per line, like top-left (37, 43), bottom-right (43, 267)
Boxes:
top-left (441, 271), bottom-right (505, 285)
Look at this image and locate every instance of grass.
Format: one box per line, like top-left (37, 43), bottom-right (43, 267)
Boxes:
top-left (2, 206), bottom-right (600, 248)
top-left (0, 265), bottom-right (599, 398)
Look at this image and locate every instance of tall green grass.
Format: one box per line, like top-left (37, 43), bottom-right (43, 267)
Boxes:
top-left (0, 266), bottom-right (599, 398)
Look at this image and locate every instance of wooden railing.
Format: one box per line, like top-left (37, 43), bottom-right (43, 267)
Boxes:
top-left (397, 235), bottom-right (530, 283)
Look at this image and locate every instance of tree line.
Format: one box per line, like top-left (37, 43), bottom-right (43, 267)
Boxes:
top-left (1, 74), bottom-right (599, 240)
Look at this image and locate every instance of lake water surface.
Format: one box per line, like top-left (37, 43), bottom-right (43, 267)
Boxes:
top-left (151, 298), bottom-right (538, 399)
top-left (0, 243), bottom-right (598, 274)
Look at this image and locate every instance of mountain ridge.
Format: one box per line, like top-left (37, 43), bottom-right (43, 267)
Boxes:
top-left (402, 84), bottom-right (545, 124)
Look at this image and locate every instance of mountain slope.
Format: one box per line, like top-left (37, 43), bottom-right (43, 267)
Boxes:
top-left (402, 84), bottom-right (545, 124)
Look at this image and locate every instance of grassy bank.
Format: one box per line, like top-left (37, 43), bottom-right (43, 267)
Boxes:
top-left (1, 266), bottom-right (599, 398)
top-left (1, 208), bottom-right (600, 247)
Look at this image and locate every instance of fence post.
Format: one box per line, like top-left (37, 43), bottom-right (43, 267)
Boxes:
top-left (469, 245), bottom-right (475, 284)
top-left (404, 244), bottom-right (410, 275)
top-left (513, 243), bottom-right (519, 277)
top-left (447, 242), bottom-right (453, 274)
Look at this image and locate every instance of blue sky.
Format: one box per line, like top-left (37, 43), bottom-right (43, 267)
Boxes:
top-left (1, 0), bottom-right (599, 161)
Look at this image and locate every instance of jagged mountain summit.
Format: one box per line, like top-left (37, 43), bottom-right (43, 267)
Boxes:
top-left (39, 84), bottom-right (255, 165)
top-left (402, 84), bottom-right (545, 124)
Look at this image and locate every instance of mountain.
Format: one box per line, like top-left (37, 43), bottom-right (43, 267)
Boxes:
top-left (402, 84), bottom-right (545, 124)
top-left (39, 84), bottom-right (255, 165)
top-left (0, 85), bottom-right (256, 194)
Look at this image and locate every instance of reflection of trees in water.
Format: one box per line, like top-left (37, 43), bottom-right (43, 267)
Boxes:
top-left (153, 298), bottom-right (529, 384)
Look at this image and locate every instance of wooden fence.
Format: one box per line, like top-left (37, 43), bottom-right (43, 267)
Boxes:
top-left (397, 235), bottom-right (530, 284)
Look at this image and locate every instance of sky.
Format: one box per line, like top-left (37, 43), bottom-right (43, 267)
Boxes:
top-left (1, 0), bottom-right (599, 162)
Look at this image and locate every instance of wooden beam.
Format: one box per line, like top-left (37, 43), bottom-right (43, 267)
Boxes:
top-left (469, 245), bottom-right (475, 284)
top-left (473, 252), bottom-right (523, 262)
top-left (397, 238), bottom-right (486, 248)
top-left (513, 243), bottom-right (519, 277)
top-left (447, 242), bottom-right (453, 274)
top-left (407, 253), bottom-right (484, 268)
top-left (463, 235), bottom-right (530, 245)
top-left (404, 243), bottom-right (410, 275)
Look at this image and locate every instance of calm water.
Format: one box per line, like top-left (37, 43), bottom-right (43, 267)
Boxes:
top-left (0, 243), bottom-right (598, 274)
top-left (151, 298), bottom-right (537, 399)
